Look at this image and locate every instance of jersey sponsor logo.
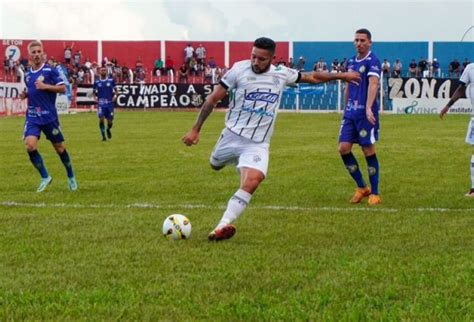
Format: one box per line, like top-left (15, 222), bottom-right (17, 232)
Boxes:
top-left (242, 106), bottom-right (275, 117)
top-left (246, 76), bottom-right (257, 81)
top-left (245, 92), bottom-right (279, 104)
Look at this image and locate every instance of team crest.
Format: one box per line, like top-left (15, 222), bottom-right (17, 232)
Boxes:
top-left (191, 94), bottom-right (203, 107)
top-left (358, 65), bottom-right (366, 73)
top-left (52, 128), bottom-right (60, 135)
top-left (359, 129), bottom-right (368, 138)
top-left (368, 166), bottom-right (377, 176)
top-left (38, 75), bottom-right (44, 82)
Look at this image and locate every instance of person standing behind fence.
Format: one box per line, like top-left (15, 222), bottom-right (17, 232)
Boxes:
top-left (338, 28), bottom-right (381, 205)
top-left (195, 44), bottom-right (206, 65)
top-left (440, 63), bottom-right (474, 197)
top-left (93, 66), bottom-right (117, 141)
top-left (19, 40), bottom-right (78, 192)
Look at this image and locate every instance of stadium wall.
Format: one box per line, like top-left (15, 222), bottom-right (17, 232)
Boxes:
top-left (102, 41), bottom-right (161, 70)
top-left (165, 41), bottom-right (225, 67)
top-left (433, 42), bottom-right (474, 72)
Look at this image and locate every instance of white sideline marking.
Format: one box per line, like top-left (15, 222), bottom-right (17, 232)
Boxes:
top-left (1, 201), bottom-right (473, 213)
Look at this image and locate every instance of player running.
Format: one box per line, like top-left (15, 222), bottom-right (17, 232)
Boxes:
top-left (93, 66), bottom-right (117, 141)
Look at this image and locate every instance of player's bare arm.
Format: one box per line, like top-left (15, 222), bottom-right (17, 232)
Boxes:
top-left (35, 81), bottom-right (66, 94)
top-left (300, 71), bottom-right (360, 85)
top-left (440, 84), bottom-right (466, 119)
top-left (182, 84), bottom-right (227, 146)
top-left (365, 76), bottom-right (379, 125)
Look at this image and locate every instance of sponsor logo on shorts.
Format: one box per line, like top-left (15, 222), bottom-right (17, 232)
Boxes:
top-left (253, 155), bottom-right (261, 163)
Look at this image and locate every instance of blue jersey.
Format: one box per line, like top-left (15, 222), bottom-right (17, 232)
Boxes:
top-left (344, 51), bottom-right (381, 118)
top-left (93, 78), bottom-right (115, 108)
top-left (25, 63), bottom-right (64, 125)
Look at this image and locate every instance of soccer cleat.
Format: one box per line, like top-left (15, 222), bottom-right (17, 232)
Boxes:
top-left (106, 128), bottom-right (112, 139)
top-left (101, 137), bottom-right (107, 141)
top-left (368, 194), bottom-right (381, 205)
top-left (37, 176), bottom-right (53, 192)
top-left (68, 177), bottom-right (78, 191)
top-left (350, 187), bottom-right (371, 203)
top-left (465, 190), bottom-right (474, 197)
top-left (208, 224), bottom-right (236, 241)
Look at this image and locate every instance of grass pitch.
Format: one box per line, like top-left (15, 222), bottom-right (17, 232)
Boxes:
top-left (0, 111), bottom-right (473, 320)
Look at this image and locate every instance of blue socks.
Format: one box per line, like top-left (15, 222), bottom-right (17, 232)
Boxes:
top-left (341, 152), bottom-right (366, 188)
top-left (99, 122), bottom-right (106, 140)
top-left (365, 154), bottom-right (379, 195)
top-left (58, 150), bottom-right (75, 178)
top-left (28, 150), bottom-right (49, 178)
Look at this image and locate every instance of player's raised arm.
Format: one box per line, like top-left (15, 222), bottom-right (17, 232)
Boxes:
top-left (299, 71), bottom-right (360, 85)
top-left (182, 84), bottom-right (228, 146)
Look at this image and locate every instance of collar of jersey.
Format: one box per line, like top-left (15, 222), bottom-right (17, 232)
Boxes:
top-left (355, 51), bottom-right (371, 63)
top-left (30, 63), bottom-right (46, 74)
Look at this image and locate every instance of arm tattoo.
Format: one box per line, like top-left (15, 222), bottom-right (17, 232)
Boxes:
top-left (195, 101), bottom-right (215, 131)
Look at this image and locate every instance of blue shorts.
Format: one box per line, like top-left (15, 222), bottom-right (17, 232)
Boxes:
top-left (98, 106), bottom-right (114, 120)
top-left (23, 119), bottom-right (65, 143)
top-left (339, 114), bottom-right (379, 146)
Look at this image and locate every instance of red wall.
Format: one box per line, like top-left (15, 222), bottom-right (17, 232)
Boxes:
top-left (102, 41), bottom-right (161, 71)
top-left (165, 41), bottom-right (225, 67)
top-left (229, 41), bottom-right (289, 67)
top-left (1, 39), bottom-right (97, 64)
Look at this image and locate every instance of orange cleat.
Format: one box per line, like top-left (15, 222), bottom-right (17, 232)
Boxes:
top-left (368, 194), bottom-right (382, 205)
top-left (350, 187), bottom-right (371, 204)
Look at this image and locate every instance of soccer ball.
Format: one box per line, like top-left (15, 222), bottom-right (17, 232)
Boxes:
top-left (162, 214), bottom-right (192, 240)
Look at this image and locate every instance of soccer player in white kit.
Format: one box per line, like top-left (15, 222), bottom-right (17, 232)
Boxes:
top-left (440, 63), bottom-right (474, 197)
top-left (182, 37), bottom-right (361, 241)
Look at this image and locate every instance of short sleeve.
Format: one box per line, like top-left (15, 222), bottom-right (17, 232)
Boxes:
top-left (368, 56), bottom-right (381, 78)
top-left (51, 67), bottom-right (64, 86)
top-left (460, 64), bottom-right (472, 85)
top-left (284, 67), bottom-right (300, 84)
top-left (220, 64), bottom-right (238, 90)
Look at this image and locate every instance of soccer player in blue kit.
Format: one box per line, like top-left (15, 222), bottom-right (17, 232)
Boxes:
top-left (93, 66), bottom-right (117, 141)
top-left (19, 40), bottom-right (78, 192)
top-left (338, 29), bottom-right (381, 205)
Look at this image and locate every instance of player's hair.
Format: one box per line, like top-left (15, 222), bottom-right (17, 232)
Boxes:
top-left (355, 28), bottom-right (372, 40)
top-left (254, 37), bottom-right (276, 55)
top-left (27, 40), bottom-right (43, 52)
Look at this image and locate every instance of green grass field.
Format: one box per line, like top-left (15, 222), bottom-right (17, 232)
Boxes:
top-left (0, 111), bottom-right (473, 320)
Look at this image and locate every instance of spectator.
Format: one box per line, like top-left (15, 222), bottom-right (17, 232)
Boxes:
top-left (449, 59), bottom-right (461, 78)
top-left (188, 56), bottom-right (198, 76)
top-left (462, 58), bottom-right (471, 72)
top-left (20, 56), bottom-right (29, 69)
top-left (288, 57), bottom-right (294, 68)
top-left (331, 58), bottom-right (339, 72)
top-left (208, 57), bottom-right (216, 69)
top-left (204, 64), bottom-right (212, 83)
top-left (339, 58), bottom-right (347, 72)
top-left (3, 56), bottom-right (9, 76)
top-left (73, 50), bottom-right (81, 68)
top-left (178, 63), bottom-right (189, 83)
top-left (8, 56), bottom-right (15, 75)
top-left (418, 57), bottom-right (428, 77)
top-left (165, 55), bottom-right (175, 76)
top-left (381, 59), bottom-right (390, 78)
top-left (195, 43), bottom-right (206, 65)
top-left (409, 59), bottom-right (417, 77)
top-left (392, 59), bottom-right (402, 78)
top-left (154, 57), bottom-right (164, 76)
top-left (64, 46), bottom-right (72, 64)
top-left (184, 43), bottom-right (194, 64)
top-left (431, 58), bottom-right (440, 77)
top-left (296, 56), bottom-right (305, 71)
top-left (277, 57), bottom-right (286, 66)
top-left (314, 57), bottom-right (326, 72)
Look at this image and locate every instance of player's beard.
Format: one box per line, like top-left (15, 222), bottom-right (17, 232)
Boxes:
top-left (252, 62), bottom-right (271, 74)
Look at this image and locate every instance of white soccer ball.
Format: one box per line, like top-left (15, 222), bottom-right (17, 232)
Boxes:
top-left (162, 214), bottom-right (192, 240)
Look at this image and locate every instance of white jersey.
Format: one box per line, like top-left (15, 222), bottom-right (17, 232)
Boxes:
top-left (220, 60), bottom-right (300, 143)
top-left (460, 63), bottom-right (474, 116)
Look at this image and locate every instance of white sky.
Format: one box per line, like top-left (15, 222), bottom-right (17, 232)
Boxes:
top-left (0, 0), bottom-right (473, 42)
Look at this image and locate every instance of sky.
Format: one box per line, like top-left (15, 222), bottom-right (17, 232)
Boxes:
top-left (0, 0), bottom-right (473, 42)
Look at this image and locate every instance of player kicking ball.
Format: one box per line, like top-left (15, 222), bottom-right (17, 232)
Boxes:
top-left (182, 37), bottom-right (360, 241)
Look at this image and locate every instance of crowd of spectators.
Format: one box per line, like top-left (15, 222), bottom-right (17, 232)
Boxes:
top-left (2, 44), bottom-right (471, 86)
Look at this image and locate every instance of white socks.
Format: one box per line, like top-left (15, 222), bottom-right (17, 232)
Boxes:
top-left (217, 189), bottom-right (252, 228)
top-left (471, 155), bottom-right (474, 189)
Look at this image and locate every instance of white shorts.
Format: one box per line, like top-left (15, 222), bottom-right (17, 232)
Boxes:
top-left (210, 128), bottom-right (270, 177)
top-left (466, 118), bottom-right (474, 145)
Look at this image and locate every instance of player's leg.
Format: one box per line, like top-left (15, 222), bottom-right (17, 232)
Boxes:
top-left (46, 122), bottom-right (78, 191)
top-left (338, 117), bottom-right (369, 203)
top-left (24, 121), bottom-right (52, 192)
top-left (359, 120), bottom-right (381, 205)
top-left (209, 140), bottom-right (268, 241)
top-left (105, 108), bottom-right (114, 139)
top-left (468, 149), bottom-right (474, 197)
top-left (465, 120), bottom-right (474, 197)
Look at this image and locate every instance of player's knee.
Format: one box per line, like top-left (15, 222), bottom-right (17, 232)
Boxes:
top-left (53, 143), bottom-right (65, 154)
top-left (25, 142), bottom-right (36, 152)
top-left (338, 145), bottom-right (351, 155)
